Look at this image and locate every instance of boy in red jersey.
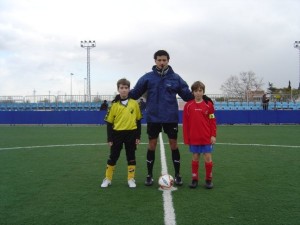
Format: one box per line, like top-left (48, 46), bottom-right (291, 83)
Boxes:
top-left (183, 81), bottom-right (217, 189)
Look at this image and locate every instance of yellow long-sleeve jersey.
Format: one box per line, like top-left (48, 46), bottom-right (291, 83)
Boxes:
top-left (104, 99), bottom-right (142, 131)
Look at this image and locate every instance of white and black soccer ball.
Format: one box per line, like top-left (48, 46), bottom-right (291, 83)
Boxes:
top-left (158, 174), bottom-right (174, 190)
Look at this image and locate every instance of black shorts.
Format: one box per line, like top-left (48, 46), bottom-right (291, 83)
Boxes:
top-left (112, 130), bottom-right (137, 152)
top-left (147, 123), bottom-right (178, 139)
top-left (108, 130), bottom-right (137, 165)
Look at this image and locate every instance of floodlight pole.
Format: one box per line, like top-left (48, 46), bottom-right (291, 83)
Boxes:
top-left (294, 41), bottom-right (300, 90)
top-left (33, 89), bottom-right (36, 103)
top-left (81, 40), bottom-right (96, 101)
top-left (84, 78), bottom-right (87, 102)
top-left (70, 73), bottom-right (74, 101)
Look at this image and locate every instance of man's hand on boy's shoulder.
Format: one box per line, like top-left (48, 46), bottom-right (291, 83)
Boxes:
top-left (112, 94), bottom-right (121, 103)
top-left (203, 95), bottom-right (213, 104)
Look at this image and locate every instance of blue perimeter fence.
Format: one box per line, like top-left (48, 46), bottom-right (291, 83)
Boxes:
top-left (0, 110), bottom-right (300, 125)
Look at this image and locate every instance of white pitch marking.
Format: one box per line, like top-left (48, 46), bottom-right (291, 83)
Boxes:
top-left (177, 142), bottom-right (300, 149)
top-left (0, 143), bottom-right (106, 151)
top-left (215, 142), bottom-right (300, 148)
top-left (159, 133), bottom-right (177, 225)
top-left (0, 143), bottom-right (153, 151)
top-left (1, 142), bottom-right (299, 152)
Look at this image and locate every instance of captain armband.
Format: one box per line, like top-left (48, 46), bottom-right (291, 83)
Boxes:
top-left (209, 114), bottom-right (215, 119)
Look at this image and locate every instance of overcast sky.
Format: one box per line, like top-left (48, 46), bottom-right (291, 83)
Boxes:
top-left (1, 0), bottom-right (300, 97)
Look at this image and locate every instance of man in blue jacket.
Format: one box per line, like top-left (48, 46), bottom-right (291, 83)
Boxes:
top-left (129, 50), bottom-right (194, 186)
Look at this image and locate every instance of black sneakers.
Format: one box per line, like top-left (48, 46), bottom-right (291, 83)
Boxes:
top-left (189, 180), bottom-right (198, 189)
top-left (205, 180), bottom-right (213, 189)
top-left (174, 175), bottom-right (183, 186)
top-left (145, 175), bottom-right (154, 186)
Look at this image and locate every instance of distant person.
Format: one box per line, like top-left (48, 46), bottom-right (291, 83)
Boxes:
top-left (262, 94), bottom-right (269, 110)
top-left (100, 100), bottom-right (108, 111)
top-left (100, 78), bottom-right (142, 188)
top-left (139, 98), bottom-right (146, 111)
top-left (183, 81), bottom-right (217, 189)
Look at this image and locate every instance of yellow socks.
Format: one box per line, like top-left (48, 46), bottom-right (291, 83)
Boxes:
top-left (104, 165), bottom-right (136, 181)
top-left (105, 165), bottom-right (115, 180)
top-left (127, 165), bottom-right (136, 180)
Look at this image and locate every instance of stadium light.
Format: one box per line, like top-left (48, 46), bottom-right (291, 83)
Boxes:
top-left (81, 40), bottom-right (96, 101)
top-left (294, 41), bottom-right (300, 90)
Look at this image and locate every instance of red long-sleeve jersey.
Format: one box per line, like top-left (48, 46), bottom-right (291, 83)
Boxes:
top-left (183, 99), bottom-right (217, 145)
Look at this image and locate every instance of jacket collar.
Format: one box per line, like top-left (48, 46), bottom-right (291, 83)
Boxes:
top-left (152, 65), bottom-right (174, 77)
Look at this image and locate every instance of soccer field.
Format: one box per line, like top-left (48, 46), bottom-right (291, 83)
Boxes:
top-left (0, 125), bottom-right (300, 225)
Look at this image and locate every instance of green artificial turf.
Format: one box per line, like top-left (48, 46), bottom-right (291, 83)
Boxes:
top-left (0, 125), bottom-right (299, 225)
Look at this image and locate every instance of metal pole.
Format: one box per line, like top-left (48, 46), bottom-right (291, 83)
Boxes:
top-left (84, 78), bottom-right (87, 102)
top-left (298, 49), bottom-right (300, 90)
top-left (33, 89), bottom-right (36, 103)
top-left (293, 41), bottom-right (300, 90)
top-left (81, 40), bottom-right (96, 102)
top-left (87, 47), bottom-right (91, 101)
top-left (70, 73), bottom-right (74, 102)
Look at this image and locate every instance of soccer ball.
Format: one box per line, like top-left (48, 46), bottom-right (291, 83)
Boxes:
top-left (158, 174), bottom-right (174, 190)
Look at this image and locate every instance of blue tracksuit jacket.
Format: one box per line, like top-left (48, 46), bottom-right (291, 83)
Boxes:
top-left (129, 66), bottom-right (193, 123)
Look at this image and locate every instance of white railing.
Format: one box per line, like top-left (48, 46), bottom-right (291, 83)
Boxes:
top-left (0, 95), bottom-right (116, 103)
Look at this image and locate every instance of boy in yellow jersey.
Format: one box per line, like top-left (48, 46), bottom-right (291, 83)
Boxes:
top-left (101, 78), bottom-right (142, 188)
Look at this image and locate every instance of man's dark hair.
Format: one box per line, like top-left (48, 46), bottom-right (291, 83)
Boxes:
top-left (154, 50), bottom-right (170, 60)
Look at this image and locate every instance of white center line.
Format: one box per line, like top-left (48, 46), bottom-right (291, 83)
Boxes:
top-left (159, 133), bottom-right (177, 225)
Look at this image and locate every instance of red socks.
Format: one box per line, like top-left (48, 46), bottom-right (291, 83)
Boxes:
top-left (192, 160), bottom-right (213, 181)
top-left (205, 161), bottom-right (213, 181)
top-left (191, 160), bottom-right (199, 180)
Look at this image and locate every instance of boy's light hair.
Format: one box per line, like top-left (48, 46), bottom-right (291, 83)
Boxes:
top-left (117, 78), bottom-right (130, 89)
top-left (191, 81), bottom-right (205, 93)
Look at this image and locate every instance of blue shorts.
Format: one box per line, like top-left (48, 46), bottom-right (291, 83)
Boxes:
top-left (189, 145), bottom-right (213, 154)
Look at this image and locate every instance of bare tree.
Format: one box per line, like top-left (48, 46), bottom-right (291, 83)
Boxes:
top-left (221, 71), bottom-right (264, 99)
